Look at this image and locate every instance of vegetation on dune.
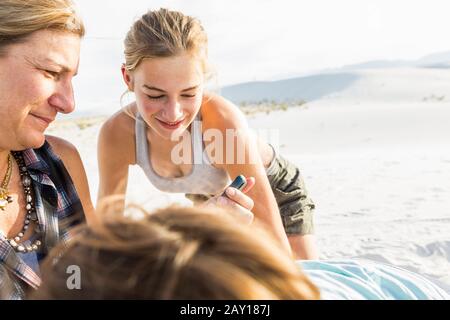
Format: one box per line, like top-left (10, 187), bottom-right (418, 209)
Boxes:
top-left (238, 99), bottom-right (307, 116)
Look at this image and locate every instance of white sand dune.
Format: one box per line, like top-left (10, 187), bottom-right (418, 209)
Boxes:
top-left (48, 67), bottom-right (450, 292)
top-left (222, 67), bottom-right (450, 105)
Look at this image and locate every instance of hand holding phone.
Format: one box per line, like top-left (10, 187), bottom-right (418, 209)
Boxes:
top-left (217, 174), bottom-right (254, 224)
top-left (222, 175), bottom-right (247, 197)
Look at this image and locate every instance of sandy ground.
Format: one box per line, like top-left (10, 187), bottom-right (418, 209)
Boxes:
top-left (248, 101), bottom-right (450, 291)
top-left (47, 68), bottom-right (450, 292)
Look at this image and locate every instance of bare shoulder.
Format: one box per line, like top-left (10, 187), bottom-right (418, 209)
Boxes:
top-left (45, 135), bottom-right (80, 164)
top-left (45, 135), bottom-right (86, 181)
top-left (200, 93), bottom-right (247, 130)
top-left (98, 103), bottom-right (137, 165)
top-left (200, 93), bottom-right (255, 170)
top-left (100, 103), bottom-right (137, 139)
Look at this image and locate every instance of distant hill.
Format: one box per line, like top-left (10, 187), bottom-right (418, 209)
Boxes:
top-left (415, 51), bottom-right (450, 66)
top-left (339, 50), bottom-right (450, 70)
top-left (221, 73), bottom-right (360, 105)
top-left (220, 50), bottom-right (450, 105)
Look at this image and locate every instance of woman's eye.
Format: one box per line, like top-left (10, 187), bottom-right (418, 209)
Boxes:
top-left (181, 94), bottom-right (196, 98)
top-left (43, 70), bottom-right (59, 79)
top-left (147, 95), bottom-right (165, 100)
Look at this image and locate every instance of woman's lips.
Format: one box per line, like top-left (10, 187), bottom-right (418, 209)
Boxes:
top-left (156, 118), bottom-right (184, 130)
top-left (30, 113), bottom-right (54, 127)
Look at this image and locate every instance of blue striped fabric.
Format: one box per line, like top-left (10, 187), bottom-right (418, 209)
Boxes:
top-left (298, 259), bottom-right (449, 300)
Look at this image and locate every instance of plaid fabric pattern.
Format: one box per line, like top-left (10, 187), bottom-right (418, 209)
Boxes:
top-left (0, 140), bottom-right (85, 299)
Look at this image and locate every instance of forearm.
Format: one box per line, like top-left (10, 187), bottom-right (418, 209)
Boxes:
top-left (96, 168), bottom-right (129, 217)
top-left (288, 234), bottom-right (319, 260)
top-left (252, 199), bottom-right (292, 256)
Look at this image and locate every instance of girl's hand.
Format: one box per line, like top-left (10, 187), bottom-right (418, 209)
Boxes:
top-left (203, 177), bottom-right (256, 224)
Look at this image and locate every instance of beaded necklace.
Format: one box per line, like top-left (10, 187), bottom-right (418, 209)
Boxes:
top-left (0, 151), bottom-right (41, 253)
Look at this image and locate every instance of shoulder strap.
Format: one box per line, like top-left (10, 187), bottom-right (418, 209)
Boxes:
top-left (191, 112), bottom-right (203, 165)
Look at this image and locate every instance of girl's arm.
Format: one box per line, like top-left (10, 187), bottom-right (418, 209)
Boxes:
top-left (201, 95), bottom-right (291, 254)
top-left (97, 110), bottom-right (135, 213)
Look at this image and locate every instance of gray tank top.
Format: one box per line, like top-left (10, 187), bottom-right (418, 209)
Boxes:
top-left (135, 112), bottom-right (231, 195)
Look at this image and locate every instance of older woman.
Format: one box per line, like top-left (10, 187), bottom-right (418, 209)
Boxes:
top-left (0, 1), bottom-right (254, 300)
top-left (0, 0), bottom-right (94, 299)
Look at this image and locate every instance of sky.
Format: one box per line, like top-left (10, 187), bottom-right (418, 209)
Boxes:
top-left (71, 0), bottom-right (450, 116)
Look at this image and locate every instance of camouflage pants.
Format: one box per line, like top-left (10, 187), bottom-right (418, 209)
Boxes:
top-left (266, 154), bottom-right (315, 235)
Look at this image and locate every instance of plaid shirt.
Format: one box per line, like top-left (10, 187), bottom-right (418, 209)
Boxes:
top-left (0, 141), bottom-right (85, 299)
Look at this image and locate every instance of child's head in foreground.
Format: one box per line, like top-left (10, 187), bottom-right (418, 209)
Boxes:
top-left (31, 205), bottom-right (320, 299)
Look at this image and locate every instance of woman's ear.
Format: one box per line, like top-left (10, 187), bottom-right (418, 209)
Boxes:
top-left (121, 64), bottom-right (134, 91)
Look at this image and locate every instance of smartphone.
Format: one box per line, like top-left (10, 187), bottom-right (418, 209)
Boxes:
top-left (222, 175), bottom-right (247, 197)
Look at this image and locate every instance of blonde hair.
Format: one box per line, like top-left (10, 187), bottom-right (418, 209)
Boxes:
top-left (121, 8), bottom-right (216, 119)
top-left (0, 0), bottom-right (84, 56)
top-left (32, 205), bottom-right (320, 300)
top-left (124, 8), bottom-right (210, 76)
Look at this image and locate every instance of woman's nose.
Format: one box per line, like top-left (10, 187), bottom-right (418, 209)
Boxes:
top-left (48, 81), bottom-right (75, 114)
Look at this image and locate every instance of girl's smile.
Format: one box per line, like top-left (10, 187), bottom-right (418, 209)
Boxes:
top-left (155, 117), bottom-right (186, 130)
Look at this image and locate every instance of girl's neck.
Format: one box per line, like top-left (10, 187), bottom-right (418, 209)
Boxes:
top-left (146, 127), bottom-right (182, 153)
top-left (147, 123), bottom-right (193, 150)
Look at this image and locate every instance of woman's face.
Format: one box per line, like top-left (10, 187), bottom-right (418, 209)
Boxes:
top-left (128, 53), bottom-right (205, 140)
top-left (0, 29), bottom-right (80, 151)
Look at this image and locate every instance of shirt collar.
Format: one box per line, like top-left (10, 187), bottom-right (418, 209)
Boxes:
top-left (20, 142), bottom-right (52, 177)
top-left (19, 142), bottom-right (58, 208)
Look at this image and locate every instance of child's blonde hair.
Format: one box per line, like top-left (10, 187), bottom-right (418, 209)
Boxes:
top-left (121, 8), bottom-right (217, 119)
top-left (32, 204), bottom-right (320, 300)
top-left (124, 8), bottom-right (210, 76)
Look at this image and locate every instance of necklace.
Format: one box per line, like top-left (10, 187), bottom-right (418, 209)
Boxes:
top-left (0, 153), bottom-right (13, 211)
top-left (0, 151), bottom-right (41, 253)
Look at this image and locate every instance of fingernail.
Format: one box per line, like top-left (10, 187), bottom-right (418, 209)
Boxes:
top-left (226, 188), bottom-right (236, 197)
